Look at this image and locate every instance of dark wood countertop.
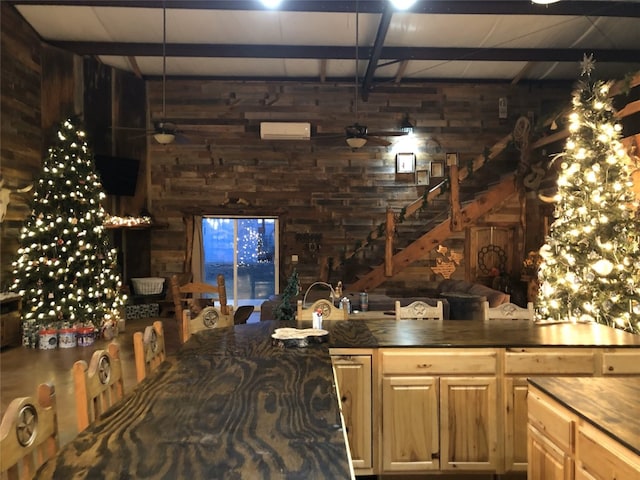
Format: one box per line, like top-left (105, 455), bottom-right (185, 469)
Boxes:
top-left (320, 318), bottom-right (640, 348)
top-left (528, 377), bottom-right (640, 456)
top-left (36, 321), bottom-right (353, 480)
top-left (36, 319), bottom-right (639, 479)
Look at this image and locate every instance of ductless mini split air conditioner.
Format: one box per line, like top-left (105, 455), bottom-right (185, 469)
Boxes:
top-left (260, 122), bottom-right (311, 140)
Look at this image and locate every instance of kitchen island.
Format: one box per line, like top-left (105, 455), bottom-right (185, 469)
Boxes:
top-left (36, 321), bottom-right (354, 480)
top-left (35, 319), bottom-right (640, 479)
top-left (321, 318), bottom-right (640, 476)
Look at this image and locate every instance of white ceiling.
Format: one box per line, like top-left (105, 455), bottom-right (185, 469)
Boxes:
top-left (11, 1), bottom-right (640, 88)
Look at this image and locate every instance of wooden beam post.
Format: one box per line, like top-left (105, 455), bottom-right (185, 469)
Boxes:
top-left (385, 208), bottom-right (395, 277)
top-left (449, 164), bottom-right (461, 231)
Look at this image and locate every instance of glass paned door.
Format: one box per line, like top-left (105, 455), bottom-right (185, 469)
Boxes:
top-left (202, 217), bottom-right (278, 308)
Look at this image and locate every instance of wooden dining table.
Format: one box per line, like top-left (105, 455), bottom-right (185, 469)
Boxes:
top-left (35, 321), bottom-right (354, 479)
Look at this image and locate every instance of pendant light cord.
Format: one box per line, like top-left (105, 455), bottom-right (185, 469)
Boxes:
top-left (354, 0), bottom-right (359, 123)
top-left (161, 3), bottom-right (167, 120)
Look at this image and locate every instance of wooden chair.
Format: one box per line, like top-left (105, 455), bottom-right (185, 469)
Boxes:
top-left (172, 273), bottom-right (232, 342)
top-left (297, 299), bottom-right (347, 321)
top-left (483, 301), bottom-right (535, 320)
top-left (133, 320), bottom-right (166, 383)
top-left (181, 306), bottom-right (234, 340)
top-left (233, 305), bottom-right (254, 325)
top-left (395, 300), bottom-right (444, 320)
top-left (0, 383), bottom-right (59, 479)
top-left (73, 342), bottom-right (125, 432)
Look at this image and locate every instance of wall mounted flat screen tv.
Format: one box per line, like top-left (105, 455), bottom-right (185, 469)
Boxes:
top-left (94, 155), bottom-right (140, 196)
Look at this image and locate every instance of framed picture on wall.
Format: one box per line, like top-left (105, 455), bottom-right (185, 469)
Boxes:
top-left (430, 161), bottom-right (444, 177)
top-left (416, 170), bottom-right (429, 185)
top-left (446, 152), bottom-right (459, 166)
top-left (396, 153), bottom-right (416, 173)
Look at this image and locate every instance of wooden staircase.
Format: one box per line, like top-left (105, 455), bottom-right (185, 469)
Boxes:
top-left (348, 174), bottom-right (517, 292)
top-left (339, 72), bottom-right (640, 293)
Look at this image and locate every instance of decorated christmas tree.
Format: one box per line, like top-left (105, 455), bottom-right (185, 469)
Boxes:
top-left (536, 56), bottom-right (640, 334)
top-left (10, 117), bottom-right (127, 345)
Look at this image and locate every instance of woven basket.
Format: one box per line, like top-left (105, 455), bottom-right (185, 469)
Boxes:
top-left (131, 277), bottom-right (165, 296)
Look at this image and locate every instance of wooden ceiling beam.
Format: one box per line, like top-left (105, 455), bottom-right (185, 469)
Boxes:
top-left (361, 4), bottom-right (393, 101)
top-left (50, 41), bottom-right (640, 64)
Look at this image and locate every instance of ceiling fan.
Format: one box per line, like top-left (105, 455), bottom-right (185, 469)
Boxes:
top-left (113, 5), bottom-right (205, 145)
top-left (316, 1), bottom-right (407, 149)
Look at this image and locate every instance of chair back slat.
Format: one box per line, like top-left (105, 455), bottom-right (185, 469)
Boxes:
top-left (0, 383), bottom-right (59, 479)
top-left (133, 320), bottom-right (166, 383)
top-left (173, 273), bottom-right (231, 342)
top-left (395, 300), bottom-right (444, 320)
top-left (182, 307), bottom-right (234, 340)
top-left (73, 342), bottom-right (125, 432)
top-left (296, 299), bottom-right (347, 321)
top-left (483, 301), bottom-right (535, 320)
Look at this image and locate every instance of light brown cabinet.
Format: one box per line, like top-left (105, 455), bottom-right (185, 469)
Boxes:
top-left (503, 347), bottom-right (640, 474)
top-left (528, 423), bottom-right (574, 480)
top-left (527, 387), bottom-right (575, 480)
top-left (330, 350), bottom-right (373, 474)
top-left (504, 347), bottom-right (596, 473)
top-left (576, 422), bottom-right (640, 480)
top-left (528, 383), bottom-right (640, 480)
top-left (381, 375), bottom-right (439, 471)
top-left (380, 349), bottom-right (499, 473)
top-left (329, 340), bottom-right (640, 477)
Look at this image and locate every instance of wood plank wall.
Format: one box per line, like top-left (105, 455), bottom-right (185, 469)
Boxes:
top-left (146, 79), bottom-right (571, 288)
top-left (0, 3), bottom-right (42, 288)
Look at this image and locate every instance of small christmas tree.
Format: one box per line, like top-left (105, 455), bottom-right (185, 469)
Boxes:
top-left (536, 56), bottom-right (640, 334)
top-left (10, 117), bottom-right (127, 345)
top-left (273, 269), bottom-right (299, 321)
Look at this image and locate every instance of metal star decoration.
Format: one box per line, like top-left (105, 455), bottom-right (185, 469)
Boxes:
top-left (580, 53), bottom-right (596, 76)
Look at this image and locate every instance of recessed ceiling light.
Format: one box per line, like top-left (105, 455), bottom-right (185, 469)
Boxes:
top-left (389, 0), bottom-right (417, 9)
top-left (531, 0), bottom-right (560, 4)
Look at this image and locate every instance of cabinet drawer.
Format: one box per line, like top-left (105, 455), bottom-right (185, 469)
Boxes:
top-left (528, 389), bottom-right (575, 454)
top-left (577, 423), bottom-right (640, 480)
top-left (381, 349), bottom-right (497, 375)
top-left (505, 348), bottom-right (595, 375)
top-left (601, 350), bottom-right (640, 375)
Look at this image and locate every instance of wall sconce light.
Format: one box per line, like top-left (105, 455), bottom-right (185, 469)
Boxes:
top-left (446, 152), bottom-right (459, 167)
top-left (396, 153), bottom-right (416, 173)
top-left (400, 116), bottom-right (415, 135)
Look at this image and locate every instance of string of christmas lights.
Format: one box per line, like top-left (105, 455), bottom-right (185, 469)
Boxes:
top-left (535, 57), bottom-right (640, 334)
top-left (10, 118), bottom-right (127, 346)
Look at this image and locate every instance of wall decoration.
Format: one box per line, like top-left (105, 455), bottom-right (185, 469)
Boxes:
top-left (445, 152), bottom-right (459, 166)
top-left (416, 170), bottom-right (429, 185)
top-left (430, 161), bottom-right (444, 177)
top-left (430, 244), bottom-right (462, 279)
top-left (396, 153), bottom-right (416, 173)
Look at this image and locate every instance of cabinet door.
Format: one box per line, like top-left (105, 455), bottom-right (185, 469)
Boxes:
top-left (440, 377), bottom-right (499, 471)
top-left (528, 425), bottom-right (574, 480)
top-left (504, 377), bottom-right (529, 472)
top-left (332, 355), bottom-right (372, 471)
top-left (577, 422), bottom-right (640, 480)
top-left (381, 376), bottom-right (439, 472)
